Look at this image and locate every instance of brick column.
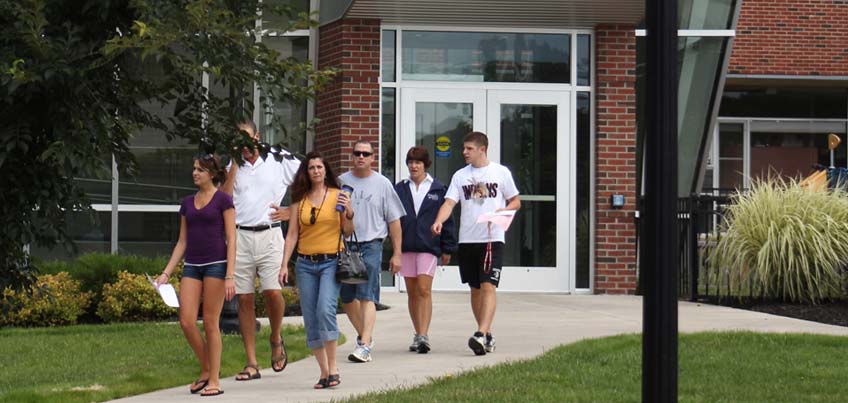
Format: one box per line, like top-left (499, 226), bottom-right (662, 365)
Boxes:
top-left (315, 18), bottom-right (381, 173)
top-left (594, 25), bottom-right (638, 294)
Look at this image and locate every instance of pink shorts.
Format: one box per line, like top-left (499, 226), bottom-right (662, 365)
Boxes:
top-left (400, 252), bottom-right (438, 278)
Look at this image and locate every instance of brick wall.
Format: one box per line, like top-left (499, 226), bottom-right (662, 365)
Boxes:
top-left (594, 25), bottom-right (638, 294)
top-left (315, 18), bottom-right (381, 173)
top-left (729, 0), bottom-right (848, 76)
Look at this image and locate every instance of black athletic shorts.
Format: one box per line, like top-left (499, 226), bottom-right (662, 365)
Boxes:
top-left (457, 242), bottom-right (504, 288)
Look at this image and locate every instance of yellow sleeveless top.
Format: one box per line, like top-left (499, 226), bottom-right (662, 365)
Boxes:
top-left (297, 188), bottom-right (343, 255)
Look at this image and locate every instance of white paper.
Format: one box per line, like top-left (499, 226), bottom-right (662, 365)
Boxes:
top-left (146, 274), bottom-right (180, 308)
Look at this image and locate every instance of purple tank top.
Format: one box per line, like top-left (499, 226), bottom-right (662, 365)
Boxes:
top-left (179, 191), bottom-right (234, 265)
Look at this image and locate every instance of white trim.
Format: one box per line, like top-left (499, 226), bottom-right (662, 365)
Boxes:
top-left (382, 24), bottom-right (593, 35)
top-left (727, 74), bottom-right (848, 81)
top-left (92, 204), bottom-right (181, 213)
top-left (635, 29), bottom-right (735, 37)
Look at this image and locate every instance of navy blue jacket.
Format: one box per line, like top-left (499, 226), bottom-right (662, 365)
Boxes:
top-left (394, 178), bottom-right (458, 257)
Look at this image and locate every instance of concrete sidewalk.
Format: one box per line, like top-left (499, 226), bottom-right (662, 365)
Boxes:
top-left (110, 292), bottom-right (848, 403)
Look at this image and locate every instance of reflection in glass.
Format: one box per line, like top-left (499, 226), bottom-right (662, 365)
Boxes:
top-left (750, 126), bottom-right (847, 183)
top-left (577, 35), bottom-right (591, 86)
top-left (500, 104), bottom-right (557, 268)
top-left (679, 0), bottom-right (736, 30)
top-left (720, 87), bottom-right (848, 119)
top-left (121, 148), bottom-right (196, 205)
top-left (717, 122), bottom-right (744, 190)
top-left (381, 88), bottom-right (396, 182)
top-left (30, 212), bottom-right (112, 261)
top-left (261, 36), bottom-right (309, 152)
top-left (382, 30), bottom-right (396, 82)
top-left (414, 102), bottom-right (473, 185)
top-left (576, 92), bottom-right (591, 288)
top-left (118, 212), bottom-right (181, 257)
top-left (402, 31), bottom-right (570, 83)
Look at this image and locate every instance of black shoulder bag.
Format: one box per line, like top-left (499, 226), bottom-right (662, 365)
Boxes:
top-left (335, 231), bottom-right (369, 284)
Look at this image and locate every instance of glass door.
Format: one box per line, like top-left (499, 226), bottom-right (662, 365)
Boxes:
top-left (399, 88), bottom-right (486, 291)
top-left (487, 90), bottom-right (571, 292)
top-left (398, 88), bottom-right (571, 292)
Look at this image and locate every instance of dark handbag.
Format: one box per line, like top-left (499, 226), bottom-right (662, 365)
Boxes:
top-left (335, 231), bottom-right (368, 284)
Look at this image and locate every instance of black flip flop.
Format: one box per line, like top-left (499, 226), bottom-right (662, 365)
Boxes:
top-left (235, 364), bottom-right (261, 381)
top-left (200, 387), bottom-right (224, 397)
top-left (314, 378), bottom-right (329, 389)
top-left (189, 379), bottom-right (209, 394)
top-left (327, 373), bottom-right (340, 388)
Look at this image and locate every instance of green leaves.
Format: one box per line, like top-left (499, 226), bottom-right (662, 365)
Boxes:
top-left (709, 177), bottom-right (848, 303)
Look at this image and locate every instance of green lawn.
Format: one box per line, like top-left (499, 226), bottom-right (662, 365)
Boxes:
top-left (345, 332), bottom-right (848, 403)
top-left (0, 322), bottom-right (313, 403)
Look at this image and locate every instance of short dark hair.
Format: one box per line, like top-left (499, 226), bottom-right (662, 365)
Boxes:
top-left (353, 140), bottom-right (375, 152)
top-left (406, 146), bottom-right (432, 169)
top-left (237, 119), bottom-right (258, 136)
top-left (195, 154), bottom-right (226, 186)
top-left (463, 131), bottom-right (488, 148)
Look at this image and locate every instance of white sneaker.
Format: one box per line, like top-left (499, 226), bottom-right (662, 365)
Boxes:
top-left (409, 334), bottom-right (420, 352)
top-left (485, 334), bottom-right (496, 353)
top-left (468, 332), bottom-right (486, 356)
top-left (349, 343), bottom-right (372, 362)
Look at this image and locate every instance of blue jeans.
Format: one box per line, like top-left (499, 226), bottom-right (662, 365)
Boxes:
top-left (340, 240), bottom-right (382, 304)
top-left (182, 262), bottom-right (227, 280)
top-left (295, 257), bottom-right (341, 350)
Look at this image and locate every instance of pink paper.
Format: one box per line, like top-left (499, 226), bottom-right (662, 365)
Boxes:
top-left (476, 210), bottom-right (516, 232)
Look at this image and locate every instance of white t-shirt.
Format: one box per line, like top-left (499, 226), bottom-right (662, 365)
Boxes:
top-left (229, 154), bottom-right (300, 226)
top-left (408, 174), bottom-right (434, 215)
top-left (445, 162), bottom-right (520, 243)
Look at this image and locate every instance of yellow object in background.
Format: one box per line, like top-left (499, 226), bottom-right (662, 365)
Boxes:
top-left (800, 169), bottom-right (827, 192)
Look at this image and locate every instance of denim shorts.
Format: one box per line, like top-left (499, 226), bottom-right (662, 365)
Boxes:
top-left (182, 262), bottom-right (228, 280)
top-left (340, 240), bottom-right (382, 304)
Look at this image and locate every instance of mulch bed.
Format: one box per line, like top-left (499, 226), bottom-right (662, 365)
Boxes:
top-left (698, 296), bottom-right (848, 327)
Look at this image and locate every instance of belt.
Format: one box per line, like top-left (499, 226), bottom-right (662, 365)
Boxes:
top-left (298, 253), bottom-right (338, 262)
top-left (353, 238), bottom-right (383, 244)
top-left (236, 222), bottom-right (282, 231)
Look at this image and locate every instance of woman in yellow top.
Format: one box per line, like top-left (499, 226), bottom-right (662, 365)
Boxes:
top-left (281, 151), bottom-right (354, 389)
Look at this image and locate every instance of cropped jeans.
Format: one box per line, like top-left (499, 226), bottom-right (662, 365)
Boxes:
top-left (295, 256), bottom-right (341, 350)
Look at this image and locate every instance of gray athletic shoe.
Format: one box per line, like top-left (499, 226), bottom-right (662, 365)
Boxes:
top-left (417, 335), bottom-right (431, 354)
top-left (468, 332), bottom-right (486, 356)
top-left (485, 334), bottom-right (496, 353)
top-left (349, 343), bottom-right (372, 362)
top-left (409, 334), bottom-right (420, 352)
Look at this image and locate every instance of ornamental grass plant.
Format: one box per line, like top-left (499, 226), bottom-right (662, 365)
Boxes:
top-left (708, 176), bottom-right (848, 303)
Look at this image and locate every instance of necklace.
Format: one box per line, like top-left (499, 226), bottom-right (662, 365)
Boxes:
top-left (301, 186), bottom-right (328, 225)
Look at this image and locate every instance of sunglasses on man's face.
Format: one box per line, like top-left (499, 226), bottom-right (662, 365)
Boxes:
top-left (353, 151), bottom-right (373, 157)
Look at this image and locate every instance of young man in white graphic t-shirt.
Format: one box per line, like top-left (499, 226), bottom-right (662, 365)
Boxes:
top-left (431, 131), bottom-right (521, 356)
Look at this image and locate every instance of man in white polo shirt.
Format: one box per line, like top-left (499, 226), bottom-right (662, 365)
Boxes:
top-left (222, 119), bottom-right (300, 380)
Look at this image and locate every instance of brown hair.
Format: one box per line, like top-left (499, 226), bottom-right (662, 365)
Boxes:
top-left (405, 146), bottom-right (432, 169)
top-left (290, 151), bottom-right (340, 202)
top-left (463, 131), bottom-right (489, 148)
top-left (196, 154), bottom-right (226, 185)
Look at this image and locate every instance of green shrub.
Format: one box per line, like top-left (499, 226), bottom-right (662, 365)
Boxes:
top-left (708, 177), bottom-right (848, 303)
top-left (254, 286), bottom-right (300, 317)
top-left (1, 272), bottom-right (92, 327)
top-left (71, 253), bottom-right (169, 293)
top-left (97, 271), bottom-right (179, 322)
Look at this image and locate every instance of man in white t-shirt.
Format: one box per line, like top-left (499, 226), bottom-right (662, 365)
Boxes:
top-left (431, 131), bottom-right (521, 356)
top-left (222, 120), bottom-right (300, 380)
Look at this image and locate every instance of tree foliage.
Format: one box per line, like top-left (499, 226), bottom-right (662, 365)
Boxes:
top-left (0, 0), bottom-right (334, 298)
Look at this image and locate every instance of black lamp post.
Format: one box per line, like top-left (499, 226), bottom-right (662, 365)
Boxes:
top-left (642, 0), bottom-right (679, 401)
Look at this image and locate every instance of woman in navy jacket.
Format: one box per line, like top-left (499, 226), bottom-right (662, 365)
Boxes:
top-left (394, 146), bottom-right (457, 354)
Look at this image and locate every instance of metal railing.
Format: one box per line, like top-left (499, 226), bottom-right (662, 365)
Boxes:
top-left (637, 188), bottom-right (740, 300)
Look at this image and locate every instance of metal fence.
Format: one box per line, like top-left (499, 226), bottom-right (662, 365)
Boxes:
top-left (636, 188), bottom-right (739, 300)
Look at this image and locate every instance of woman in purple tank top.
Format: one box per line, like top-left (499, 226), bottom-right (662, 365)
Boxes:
top-left (155, 154), bottom-right (236, 397)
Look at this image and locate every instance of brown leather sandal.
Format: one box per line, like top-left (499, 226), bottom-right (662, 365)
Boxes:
top-left (271, 337), bottom-right (288, 372)
top-left (235, 364), bottom-right (261, 381)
